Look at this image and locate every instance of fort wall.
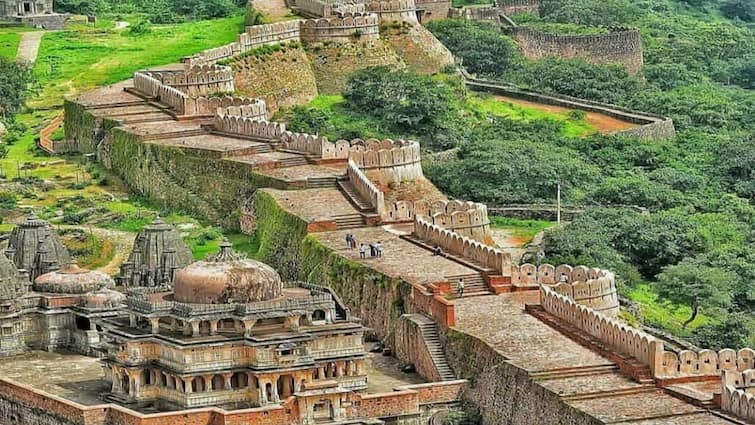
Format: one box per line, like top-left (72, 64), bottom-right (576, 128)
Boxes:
top-left (415, 0), bottom-right (451, 22)
top-left (466, 78), bottom-right (676, 140)
top-left (539, 285), bottom-right (664, 375)
top-left (349, 138), bottom-right (423, 183)
top-left (300, 14), bottom-right (380, 43)
top-left (448, 6), bottom-right (501, 22)
top-left (213, 110), bottom-right (286, 140)
top-left (721, 369), bottom-right (755, 423)
top-left (413, 216), bottom-right (510, 277)
top-left (497, 0), bottom-right (540, 16)
top-left (383, 199), bottom-right (491, 242)
top-left (151, 64), bottom-right (235, 97)
top-left (347, 160), bottom-right (386, 215)
top-left (361, 0), bottom-right (418, 23)
top-left (510, 26), bottom-right (644, 75)
top-left (656, 347), bottom-right (755, 379)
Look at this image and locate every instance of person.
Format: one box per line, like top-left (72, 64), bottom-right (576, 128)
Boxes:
top-left (376, 241), bottom-right (383, 257)
top-left (457, 277), bottom-right (465, 297)
top-left (359, 243), bottom-right (366, 259)
top-left (345, 234), bottom-right (352, 249)
top-left (369, 243), bottom-right (376, 257)
top-left (351, 235), bottom-right (357, 249)
top-left (432, 245), bottom-right (442, 256)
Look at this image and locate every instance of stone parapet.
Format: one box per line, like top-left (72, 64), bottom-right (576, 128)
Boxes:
top-left (497, 0), bottom-right (541, 16)
top-left (721, 369), bottom-right (755, 422)
top-left (300, 14), bottom-right (380, 43)
top-left (448, 6), bottom-right (501, 22)
top-left (413, 215), bottom-right (510, 276)
top-left (213, 111), bottom-right (285, 139)
top-left (362, 0), bottom-right (419, 23)
top-left (540, 285), bottom-right (664, 375)
top-left (239, 20), bottom-right (302, 51)
top-left (151, 64), bottom-right (235, 97)
top-left (348, 138), bottom-right (422, 183)
top-left (511, 26), bottom-right (644, 75)
top-left (657, 347), bottom-right (755, 379)
top-left (347, 160), bottom-right (386, 215)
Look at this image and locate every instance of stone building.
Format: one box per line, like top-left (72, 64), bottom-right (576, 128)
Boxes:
top-left (0, 0), bottom-right (52, 18)
top-left (0, 252), bottom-right (29, 356)
top-left (101, 241), bottom-right (369, 422)
top-left (117, 217), bottom-right (193, 288)
top-left (5, 213), bottom-right (70, 282)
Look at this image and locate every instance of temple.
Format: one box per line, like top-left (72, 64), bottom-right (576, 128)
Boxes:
top-left (101, 240), bottom-right (372, 421)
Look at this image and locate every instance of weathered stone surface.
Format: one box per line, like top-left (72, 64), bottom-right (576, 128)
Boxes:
top-left (5, 214), bottom-right (70, 282)
top-left (118, 217), bottom-right (193, 287)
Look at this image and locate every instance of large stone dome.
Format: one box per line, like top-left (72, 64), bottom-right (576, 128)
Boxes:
top-left (173, 240), bottom-right (282, 304)
top-left (34, 262), bottom-right (115, 294)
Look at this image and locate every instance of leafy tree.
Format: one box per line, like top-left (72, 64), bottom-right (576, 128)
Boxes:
top-left (693, 312), bottom-right (752, 350)
top-left (540, 0), bottom-right (644, 26)
top-left (721, 0), bottom-right (755, 22)
top-left (343, 67), bottom-right (454, 134)
top-left (426, 19), bottom-right (521, 78)
top-left (655, 258), bottom-right (734, 328)
top-left (244, 5), bottom-right (266, 26)
top-left (0, 58), bottom-right (33, 122)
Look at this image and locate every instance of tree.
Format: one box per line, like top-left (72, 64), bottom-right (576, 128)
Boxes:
top-left (721, 0), bottom-right (755, 22)
top-left (655, 259), bottom-right (734, 328)
top-left (0, 57), bottom-right (33, 122)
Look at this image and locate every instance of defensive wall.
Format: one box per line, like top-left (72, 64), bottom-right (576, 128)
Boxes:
top-left (149, 64), bottom-right (235, 97)
top-left (290, 0), bottom-right (419, 22)
top-left (0, 373), bottom-right (465, 425)
top-left (497, 0), bottom-right (540, 16)
top-left (347, 160), bottom-right (386, 216)
top-left (510, 26), bottom-right (645, 75)
top-left (300, 14), bottom-right (380, 43)
top-left (414, 0), bottom-right (451, 23)
top-left (722, 369), bottom-right (755, 423)
top-left (448, 6), bottom-right (501, 23)
top-left (466, 77), bottom-right (677, 140)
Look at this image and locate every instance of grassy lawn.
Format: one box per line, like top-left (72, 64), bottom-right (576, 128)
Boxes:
top-left (626, 282), bottom-right (712, 336)
top-left (467, 94), bottom-right (597, 137)
top-left (30, 15), bottom-right (244, 108)
top-left (490, 216), bottom-right (555, 245)
top-left (0, 29), bottom-right (22, 59)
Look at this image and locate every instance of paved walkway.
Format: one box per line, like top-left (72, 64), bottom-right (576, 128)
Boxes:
top-left (16, 31), bottom-right (44, 64)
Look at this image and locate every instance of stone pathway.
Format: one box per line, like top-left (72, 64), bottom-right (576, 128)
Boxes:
top-left (252, 0), bottom-right (292, 20)
top-left (16, 31), bottom-right (44, 64)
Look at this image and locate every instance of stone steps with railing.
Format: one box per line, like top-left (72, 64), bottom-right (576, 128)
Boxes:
top-left (308, 176), bottom-right (339, 189)
top-left (337, 179), bottom-right (374, 212)
top-left (412, 314), bottom-right (456, 381)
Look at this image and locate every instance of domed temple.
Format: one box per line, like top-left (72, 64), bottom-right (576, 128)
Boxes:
top-left (101, 241), bottom-right (369, 420)
top-left (117, 217), bottom-right (194, 288)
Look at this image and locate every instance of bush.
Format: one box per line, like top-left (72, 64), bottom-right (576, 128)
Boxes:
top-left (126, 20), bottom-right (152, 35)
top-left (0, 191), bottom-right (17, 209)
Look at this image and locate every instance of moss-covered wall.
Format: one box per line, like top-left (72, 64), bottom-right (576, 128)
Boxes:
top-left (381, 24), bottom-right (454, 75)
top-left (63, 99), bottom-right (119, 154)
top-left (445, 328), bottom-right (604, 425)
top-left (306, 40), bottom-right (403, 94)
top-left (230, 46), bottom-right (319, 116)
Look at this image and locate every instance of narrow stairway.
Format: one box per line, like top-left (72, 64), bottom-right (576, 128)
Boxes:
top-left (278, 156), bottom-right (308, 168)
top-left (337, 179), bottom-right (374, 212)
top-left (411, 314), bottom-right (456, 381)
top-left (308, 176), bottom-right (339, 188)
top-left (445, 272), bottom-right (492, 297)
top-left (333, 214), bottom-right (365, 230)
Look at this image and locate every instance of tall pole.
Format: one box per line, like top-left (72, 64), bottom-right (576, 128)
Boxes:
top-left (557, 183), bottom-right (561, 225)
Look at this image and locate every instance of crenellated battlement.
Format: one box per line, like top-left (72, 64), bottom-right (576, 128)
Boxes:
top-left (348, 138), bottom-right (422, 183)
top-left (148, 64), bottom-right (235, 97)
top-left (213, 111), bottom-right (285, 139)
top-left (496, 0), bottom-right (540, 16)
top-left (511, 26), bottom-right (644, 75)
top-left (300, 14), bottom-right (380, 42)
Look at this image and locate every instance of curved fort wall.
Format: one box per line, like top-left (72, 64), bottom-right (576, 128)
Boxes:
top-left (348, 138), bottom-right (422, 183)
top-left (511, 26), bottom-right (644, 75)
top-left (150, 64), bottom-right (234, 97)
top-left (722, 369), bottom-right (755, 423)
top-left (300, 14), bottom-right (380, 43)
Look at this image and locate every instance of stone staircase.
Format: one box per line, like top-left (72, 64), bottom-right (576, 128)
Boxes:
top-left (333, 214), bottom-right (365, 230)
top-left (278, 156), bottom-right (308, 168)
top-left (411, 314), bottom-right (456, 381)
top-left (136, 128), bottom-right (208, 141)
top-left (308, 176), bottom-right (339, 188)
top-left (445, 272), bottom-right (492, 297)
top-left (337, 180), bottom-right (374, 212)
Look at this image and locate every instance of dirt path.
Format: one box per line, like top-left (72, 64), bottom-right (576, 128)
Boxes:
top-left (252, 0), bottom-right (291, 20)
top-left (493, 94), bottom-right (639, 134)
top-left (16, 31), bottom-right (44, 64)
top-left (491, 229), bottom-right (527, 263)
top-left (88, 227), bottom-right (134, 275)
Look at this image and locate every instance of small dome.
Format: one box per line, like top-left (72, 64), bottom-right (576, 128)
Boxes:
top-left (82, 288), bottom-right (126, 309)
top-left (173, 240), bottom-right (282, 304)
top-left (34, 262), bottom-right (115, 294)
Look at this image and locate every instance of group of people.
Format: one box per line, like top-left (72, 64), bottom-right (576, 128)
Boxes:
top-left (345, 234), bottom-right (384, 259)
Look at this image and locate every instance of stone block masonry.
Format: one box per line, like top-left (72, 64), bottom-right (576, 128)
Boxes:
top-left (497, 0), bottom-right (541, 16)
top-left (511, 26), bottom-right (645, 75)
top-left (300, 14), bottom-right (380, 43)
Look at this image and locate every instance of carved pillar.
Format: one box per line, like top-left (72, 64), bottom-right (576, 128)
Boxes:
top-left (204, 375), bottom-right (213, 392)
top-left (243, 319), bottom-right (256, 337)
top-left (129, 314), bottom-right (137, 328)
top-left (210, 320), bottom-right (218, 336)
top-left (186, 377), bottom-right (193, 393)
top-left (223, 373), bottom-right (232, 390)
top-left (183, 320), bottom-right (192, 336)
top-left (191, 321), bottom-right (200, 337)
top-left (355, 359), bottom-right (364, 376)
top-left (336, 362), bottom-right (344, 377)
top-left (149, 318), bottom-right (160, 334)
top-left (318, 366), bottom-right (325, 379)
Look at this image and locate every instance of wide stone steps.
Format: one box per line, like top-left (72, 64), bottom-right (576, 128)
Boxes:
top-left (333, 214), bottom-right (365, 230)
top-left (137, 128), bottom-right (207, 141)
top-left (417, 319), bottom-right (456, 381)
top-left (561, 384), bottom-right (659, 401)
top-left (337, 180), bottom-right (374, 212)
top-left (530, 364), bottom-right (619, 381)
top-left (278, 156), bottom-right (308, 168)
top-left (308, 176), bottom-right (339, 188)
top-left (445, 272), bottom-right (492, 297)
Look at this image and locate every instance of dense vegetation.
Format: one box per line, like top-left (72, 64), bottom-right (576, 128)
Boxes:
top-left (55, 0), bottom-right (246, 23)
top-left (284, 0), bottom-right (755, 347)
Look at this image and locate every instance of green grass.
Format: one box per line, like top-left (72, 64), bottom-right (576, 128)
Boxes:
top-left (451, 0), bottom-right (493, 8)
top-left (31, 15), bottom-right (244, 107)
top-left (626, 283), bottom-right (712, 335)
top-left (490, 216), bottom-right (555, 244)
top-left (467, 94), bottom-right (597, 137)
top-left (0, 30), bottom-right (21, 59)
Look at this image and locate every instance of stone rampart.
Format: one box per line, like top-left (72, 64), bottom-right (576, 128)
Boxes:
top-left (413, 216), bottom-right (510, 276)
top-left (656, 347), bottom-right (755, 379)
top-left (300, 14), bottom-right (380, 43)
top-left (363, 0), bottom-right (418, 23)
top-left (448, 6), bottom-right (501, 22)
top-left (294, 0), bottom-right (332, 17)
top-left (213, 113), bottom-right (285, 140)
top-left (151, 64), bottom-right (234, 97)
top-left (347, 160), bottom-right (386, 215)
top-left (497, 0), bottom-right (540, 16)
top-left (540, 285), bottom-right (664, 374)
top-left (383, 199), bottom-right (491, 242)
top-left (414, 0), bottom-right (450, 22)
top-left (349, 138), bottom-right (422, 183)
top-left (281, 131), bottom-right (332, 157)
top-left (510, 26), bottom-right (644, 75)
top-left (466, 78), bottom-right (676, 140)
top-left (721, 369), bottom-right (755, 423)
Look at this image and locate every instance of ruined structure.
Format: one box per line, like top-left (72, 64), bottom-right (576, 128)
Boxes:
top-left (0, 0), bottom-right (66, 29)
top-left (5, 213), bottom-right (71, 282)
top-left (117, 217), bottom-right (193, 288)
